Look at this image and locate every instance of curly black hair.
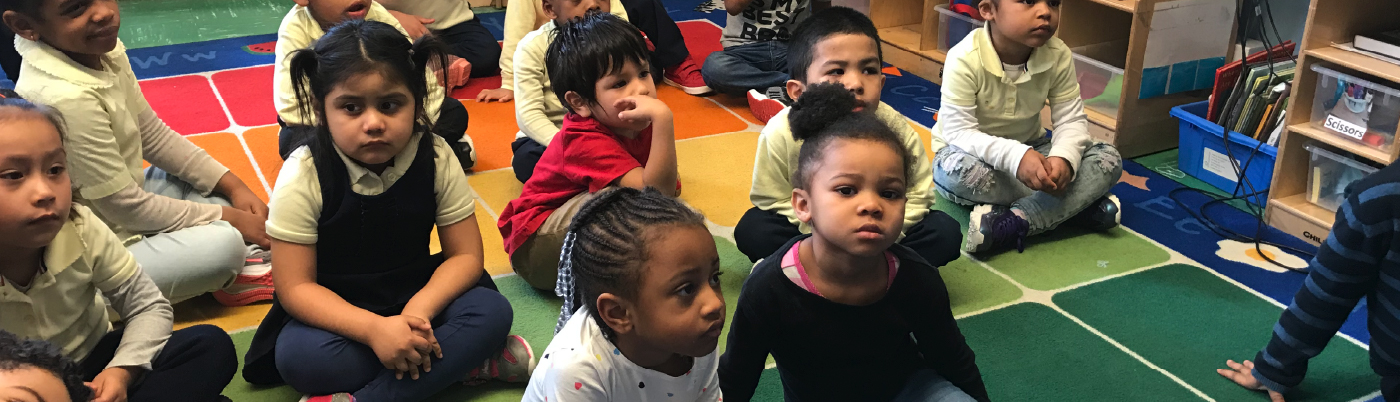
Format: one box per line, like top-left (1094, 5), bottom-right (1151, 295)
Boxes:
top-left (788, 82), bottom-right (910, 189)
top-left (0, 331), bottom-right (91, 402)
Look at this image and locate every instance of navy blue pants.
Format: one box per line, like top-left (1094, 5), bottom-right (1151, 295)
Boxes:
top-left (510, 137), bottom-right (547, 183)
top-left (436, 18), bottom-right (501, 78)
top-left (734, 207), bottom-right (964, 268)
top-left (274, 286), bottom-right (513, 400)
top-left (79, 324), bottom-right (237, 402)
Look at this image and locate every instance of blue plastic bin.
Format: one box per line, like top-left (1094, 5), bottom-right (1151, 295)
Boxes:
top-left (1171, 100), bottom-right (1278, 206)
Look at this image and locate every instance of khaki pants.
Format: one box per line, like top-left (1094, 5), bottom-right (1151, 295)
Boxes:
top-left (510, 191), bottom-right (597, 290)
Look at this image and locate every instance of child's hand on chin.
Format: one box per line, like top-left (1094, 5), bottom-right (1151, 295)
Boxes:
top-left (614, 95), bottom-right (673, 126)
top-left (1216, 359), bottom-right (1286, 402)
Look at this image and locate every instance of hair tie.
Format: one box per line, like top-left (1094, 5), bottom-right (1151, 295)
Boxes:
top-left (554, 231), bottom-right (579, 334)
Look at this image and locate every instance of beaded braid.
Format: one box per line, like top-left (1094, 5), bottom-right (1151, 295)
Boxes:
top-left (553, 187), bottom-right (706, 339)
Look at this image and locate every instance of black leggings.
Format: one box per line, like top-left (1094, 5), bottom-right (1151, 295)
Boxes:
top-left (436, 18), bottom-right (502, 78)
top-left (79, 325), bottom-right (237, 402)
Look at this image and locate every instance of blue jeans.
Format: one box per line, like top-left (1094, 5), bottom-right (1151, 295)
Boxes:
top-left (893, 369), bottom-right (978, 402)
top-left (933, 138), bottom-right (1123, 235)
top-left (701, 41), bottom-right (789, 96)
top-left (274, 286), bottom-right (513, 400)
top-left (127, 167), bottom-right (245, 304)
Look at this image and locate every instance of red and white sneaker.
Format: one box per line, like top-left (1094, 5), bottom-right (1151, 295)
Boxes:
top-left (747, 89), bottom-right (787, 124)
top-left (662, 55), bottom-right (712, 96)
top-left (213, 247), bottom-right (274, 307)
top-left (465, 335), bottom-right (536, 385)
top-left (299, 393), bottom-right (353, 402)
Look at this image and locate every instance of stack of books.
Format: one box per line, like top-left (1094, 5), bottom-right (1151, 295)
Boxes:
top-left (1208, 42), bottom-right (1296, 147)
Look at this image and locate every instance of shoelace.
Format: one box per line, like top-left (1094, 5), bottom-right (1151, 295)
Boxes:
top-left (990, 211), bottom-right (1030, 253)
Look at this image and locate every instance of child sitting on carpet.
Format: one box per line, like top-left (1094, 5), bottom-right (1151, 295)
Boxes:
top-left (272, 0), bottom-right (476, 169)
top-left (523, 187), bottom-right (724, 402)
top-left (2, 0), bottom-right (274, 307)
top-left (241, 21), bottom-right (532, 401)
top-left (1217, 162), bottom-right (1400, 400)
top-left (377, 0), bottom-right (502, 85)
top-left (498, 12), bottom-right (679, 291)
top-left (702, 0), bottom-right (826, 123)
top-left (503, 0), bottom-right (707, 183)
top-left (0, 331), bottom-right (93, 402)
top-left (933, 0), bottom-right (1122, 254)
top-left (719, 84), bottom-right (989, 402)
top-left (0, 94), bottom-right (237, 402)
top-left (736, 7), bottom-right (962, 269)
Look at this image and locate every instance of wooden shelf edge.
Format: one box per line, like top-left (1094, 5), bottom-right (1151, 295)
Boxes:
top-left (1085, 0), bottom-right (1136, 13)
top-left (1305, 48), bottom-right (1400, 85)
top-left (880, 27), bottom-right (949, 64)
top-left (1286, 123), bottom-right (1394, 165)
top-left (1266, 195), bottom-right (1335, 245)
top-left (1085, 107), bottom-right (1117, 128)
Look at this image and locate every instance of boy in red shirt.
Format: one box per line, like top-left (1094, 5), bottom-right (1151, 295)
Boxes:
top-left (498, 12), bottom-right (680, 290)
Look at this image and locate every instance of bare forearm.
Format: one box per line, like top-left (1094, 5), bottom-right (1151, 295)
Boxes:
top-left (401, 255), bottom-right (483, 322)
top-left (643, 117), bottom-right (678, 196)
top-left (724, 0), bottom-right (752, 15)
top-left (280, 283), bottom-right (384, 345)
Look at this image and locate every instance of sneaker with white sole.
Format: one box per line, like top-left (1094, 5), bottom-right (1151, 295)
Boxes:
top-left (662, 55), bottom-right (712, 96)
top-left (1067, 194), bottom-right (1121, 232)
top-left (746, 88), bottom-right (788, 124)
top-left (299, 393), bottom-right (353, 402)
top-left (213, 246), bottom-right (274, 307)
top-left (465, 335), bottom-right (536, 385)
top-left (456, 135), bottom-right (477, 171)
top-left (963, 204), bottom-right (1030, 254)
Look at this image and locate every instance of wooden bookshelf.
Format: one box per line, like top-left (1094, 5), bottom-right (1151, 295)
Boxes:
top-left (1264, 0), bottom-right (1400, 246)
top-left (870, 0), bottom-right (1223, 158)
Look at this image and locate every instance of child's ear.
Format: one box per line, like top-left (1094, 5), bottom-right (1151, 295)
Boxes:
top-left (3, 11), bottom-right (38, 42)
top-left (596, 293), bottom-right (634, 334)
top-left (793, 188), bottom-right (813, 223)
top-left (978, 0), bottom-right (996, 21)
top-left (541, 0), bottom-right (560, 20)
top-left (564, 91), bottom-right (593, 117)
top-left (785, 79), bottom-right (806, 102)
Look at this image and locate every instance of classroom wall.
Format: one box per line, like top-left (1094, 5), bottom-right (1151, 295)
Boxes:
top-left (1239, 0), bottom-right (1308, 48)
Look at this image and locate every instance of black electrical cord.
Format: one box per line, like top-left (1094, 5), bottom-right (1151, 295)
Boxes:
top-left (1167, 0), bottom-right (1312, 273)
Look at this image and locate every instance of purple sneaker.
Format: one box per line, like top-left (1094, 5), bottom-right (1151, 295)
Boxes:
top-left (964, 204), bottom-right (1030, 253)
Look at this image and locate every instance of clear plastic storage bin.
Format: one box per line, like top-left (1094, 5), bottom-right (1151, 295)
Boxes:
top-left (1072, 41), bottom-right (1127, 118)
top-left (1310, 64), bottom-right (1400, 154)
top-left (1305, 142), bottom-right (1381, 212)
top-left (935, 5), bottom-right (983, 52)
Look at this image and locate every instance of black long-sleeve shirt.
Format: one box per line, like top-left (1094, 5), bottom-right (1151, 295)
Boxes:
top-left (718, 235), bottom-right (989, 401)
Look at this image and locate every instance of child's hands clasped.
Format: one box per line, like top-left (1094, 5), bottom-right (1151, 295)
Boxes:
top-left (368, 315), bottom-right (440, 380)
top-left (1217, 359), bottom-right (1286, 402)
top-left (615, 95), bottom-right (673, 126)
top-left (86, 366), bottom-right (137, 402)
top-left (1017, 150), bottom-right (1073, 195)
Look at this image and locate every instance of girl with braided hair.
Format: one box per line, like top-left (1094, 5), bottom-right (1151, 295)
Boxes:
top-left (523, 187), bottom-right (725, 402)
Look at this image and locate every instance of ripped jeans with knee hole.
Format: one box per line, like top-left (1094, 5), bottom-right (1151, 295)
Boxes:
top-left (932, 137), bottom-right (1123, 235)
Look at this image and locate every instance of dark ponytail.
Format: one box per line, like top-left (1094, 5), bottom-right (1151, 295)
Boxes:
top-left (788, 82), bottom-right (910, 190)
top-left (285, 19), bottom-right (450, 170)
top-left (554, 187), bottom-right (707, 339)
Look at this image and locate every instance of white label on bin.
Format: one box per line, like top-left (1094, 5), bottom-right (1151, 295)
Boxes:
top-left (1324, 114), bottom-right (1368, 140)
top-left (1203, 148), bottom-right (1240, 183)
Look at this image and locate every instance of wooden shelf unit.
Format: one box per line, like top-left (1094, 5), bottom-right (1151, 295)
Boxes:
top-left (1264, 0), bottom-right (1400, 246)
top-left (870, 0), bottom-right (1223, 158)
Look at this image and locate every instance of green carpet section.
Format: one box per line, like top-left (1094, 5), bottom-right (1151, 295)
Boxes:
top-left (942, 258), bottom-right (1022, 316)
top-left (977, 225), bottom-right (1170, 291)
top-left (960, 303), bottom-right (1202, 400)
top-left (221, 235), bottom-right (785, 400)
top-left (1053, 264), bottom-right (1377, 401)
top-left (1132, 149), bottom-right (1255, 213)
top-left (119, 0), bottom-right (287, 49)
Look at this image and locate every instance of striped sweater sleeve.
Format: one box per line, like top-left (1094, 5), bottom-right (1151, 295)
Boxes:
top-left (1253, 181), bottom-right (1400, 393)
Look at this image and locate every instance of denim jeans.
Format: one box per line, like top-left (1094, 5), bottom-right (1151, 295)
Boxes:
top-left (892, 369), bottom-right (979, 402)
top-left (700, 41), bottom-right (789, 96)
top-left (932, 138), bottom-right (1123, 235)
top-left (127, 167), bottom-right (245, 304)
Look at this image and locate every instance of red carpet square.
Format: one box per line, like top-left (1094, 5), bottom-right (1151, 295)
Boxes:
top-left (211, 65), bottom-right (277, 128)
top-left (679, 20), bottom-right (723, 66)
top-left (141, 75), bottom-right (228, 135)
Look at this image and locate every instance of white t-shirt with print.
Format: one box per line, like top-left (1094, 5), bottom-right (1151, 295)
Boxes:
top-left (523, 308), bottom-right (722, 402)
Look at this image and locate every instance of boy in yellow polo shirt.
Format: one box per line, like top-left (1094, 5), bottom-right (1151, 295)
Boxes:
top-left (934, 0), bottom-right (1123, 254)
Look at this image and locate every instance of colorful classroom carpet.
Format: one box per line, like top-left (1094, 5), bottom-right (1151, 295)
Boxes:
top-left (110, 1), bottom-right (1381, 400)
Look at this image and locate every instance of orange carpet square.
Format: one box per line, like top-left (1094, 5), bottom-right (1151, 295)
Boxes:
top-left (659, 86), bottom-right (749, 140)
top-left (243, 125), bottom-right (285, 189)
top-left (461, 100), bottom-right (524, 172)
top-left (187, 132), bottom-right (269, 201)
